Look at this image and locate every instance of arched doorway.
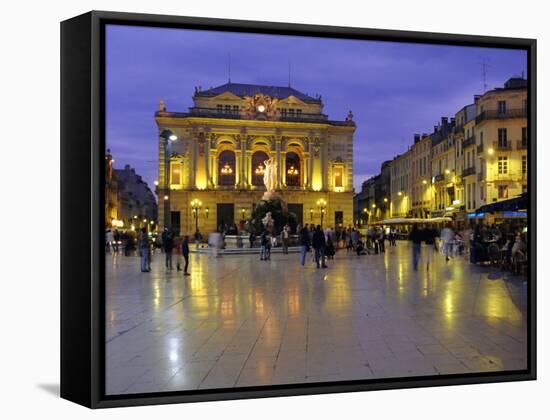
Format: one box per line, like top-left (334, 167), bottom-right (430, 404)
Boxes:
top-left (251, 151), bottom-right (269, 186)
top-left (218, 150), bottom-right (236, 186)
top-left (285, 151), bottom-right (301, 187)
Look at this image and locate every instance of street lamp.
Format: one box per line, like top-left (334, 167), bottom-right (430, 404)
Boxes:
top-left (191, 199), bottom-right (202, 232)
top-left (159, 130), bottom-right (178, 230)
top-left (240, 208), bottom-right (246, 220)
top-left (317, 198), bottom-right (327, 227)
top-left (310, 208), bottom-right (314, 221)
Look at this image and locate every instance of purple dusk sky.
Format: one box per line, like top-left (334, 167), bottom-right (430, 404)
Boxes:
top-left (106, 24), bottom-right (527, 193)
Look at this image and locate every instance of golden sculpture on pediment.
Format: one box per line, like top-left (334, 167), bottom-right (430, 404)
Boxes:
top-left (242, 94), bottom-right (279, 120)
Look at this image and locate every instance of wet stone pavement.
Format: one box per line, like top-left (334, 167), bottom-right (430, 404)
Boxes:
top-left (105, 241), bottom-right (528, 395)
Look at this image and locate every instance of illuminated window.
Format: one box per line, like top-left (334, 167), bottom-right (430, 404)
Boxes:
top-left (498, 100), bottom-right (507, 114)
top-left (232, 105), bottom-right (239, 114)
top-left (171, 162), bottom-right (181, 185)
top-left (216, 104), bottom-right (223, 113)
top-left (218, 150), bottom-right (235, 186)
top-left (286, 152), bottom-right (301, 187)
top-left (252, 151), bottom-right (269, 186)
top-left (498, 128), bottom-right (508, 148)
top-left (334, 166), bottom-right (343, 188)
top-left (224, 105), bottom-right (231, 113)
top-left (498, 157), bottom-right (508, 174)
top-left (498, 185), bottom-right (508, 199)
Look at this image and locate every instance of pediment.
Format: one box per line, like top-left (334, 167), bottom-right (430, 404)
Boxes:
top-left (278, 95), bottom-right (307, 106)
top-left (211, 91), bottom-right (243, 101)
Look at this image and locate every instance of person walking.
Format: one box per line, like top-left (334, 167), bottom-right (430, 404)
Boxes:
top-left (312, 225), bottom-right (328, 268)
top-left (410, 224), bottom-right (423, 271)
top-left (139, 227), bottom-right (150, 272)
top-left (424, 225), bottom-right (437, 271)
top-left (440, 223), bottom-right (455, 262)
top-left (181, 235), bottom-right (190, 276)
top-left (299, 224), bottom-right (311, 266)
top-left (113, 229), bottom-right (120, 253)
top-left (260, 230), bottom-right (270, 261)
top-left (174, 235), bottom-right (182, 271)
top-left (164, 230), bottom-right (174, 271)
top-left (194, 230), bottom-right (202, 249)
top-left (378, 227), bottom-right (385, 253)
top-left (106, 229), bottom-right (114, 253)
top-left (249, 229), bottom-right (256, 248)
top-left (281, 224), bottom-right (290, 254)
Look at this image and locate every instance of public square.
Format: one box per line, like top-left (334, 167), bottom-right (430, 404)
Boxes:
top-left (105, 242), bottom-right (527, 395)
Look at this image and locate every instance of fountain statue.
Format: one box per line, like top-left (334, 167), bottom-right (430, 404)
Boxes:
top-left (261, 211), bottom-right (274, 232)
top-left (262, 157), bottom-right (278, 201)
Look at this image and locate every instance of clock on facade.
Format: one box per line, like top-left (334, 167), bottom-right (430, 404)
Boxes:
top-left (257, 104), bottom-right (265, 113)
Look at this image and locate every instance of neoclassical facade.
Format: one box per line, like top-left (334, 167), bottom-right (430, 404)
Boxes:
top-left (155, 83), bottom-right (356, 234)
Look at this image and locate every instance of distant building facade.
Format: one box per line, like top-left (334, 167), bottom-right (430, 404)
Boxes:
top-left (155, 82), bottom-right (356, 234)
top-left (114, 165), bottom-right (158, 228)
top-left (389, 149), bottom-right (411, 218)
top-left (353, 76), bottom-right (528, 225)
top-left (105, 150), bottom-right (119, 227)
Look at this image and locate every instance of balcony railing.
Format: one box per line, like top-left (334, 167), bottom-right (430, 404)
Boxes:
top-left (494, 141), bottom-right (512, 151)
top-left (475, 108), bottom-right (527, 124)
top-left (462, 166), bottom-right (476, 177)
top-left (186, 107), bottom-right (329, 122)
top-left (517, 139), bottom-right (528, 150)
top-left (463, 136), bottom-right (476, 148)
top-left (477, 143), bottom-right (484, 154)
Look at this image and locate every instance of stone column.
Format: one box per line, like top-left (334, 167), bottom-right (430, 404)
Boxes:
top-left (191, 137), bottom-right (197, 189)
top-left (241, 135), bottom-right (247, 188)
top-left (204, 140), bottom-right (210, 189)
top-left (321, 138), bottom-right (328, 191)
top-left (158, 135), bottom-right (167, 230)
top-left (303, 152), bottom-right (310, 189)
top-left (276, 137), bottom-right (282, 189)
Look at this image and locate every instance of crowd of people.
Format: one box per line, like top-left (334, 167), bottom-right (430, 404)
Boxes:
top-left (106, 217), bottom-right (528, 278)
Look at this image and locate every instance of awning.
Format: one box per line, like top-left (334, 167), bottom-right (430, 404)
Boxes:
top-left (474, 193), bottom-right (528, 214)
top-left (380, 217), bottom-right (452, 225)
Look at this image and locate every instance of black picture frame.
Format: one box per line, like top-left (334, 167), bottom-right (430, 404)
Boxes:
top-left (60, 10), bottom-right (537, 409)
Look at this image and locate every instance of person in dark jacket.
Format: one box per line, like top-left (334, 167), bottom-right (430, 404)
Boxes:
top-left (163, 230), bottom-right (174, 271)
top-left (424, 226), bottom-right (437, 271)
top-left (181, 235), bottom-right (190, 276)
top-left (311, 225), bottom-right (328, 268)
top-left (299, 225), bottom-right (311, 266)
top-left (410, 224), bottom-right (424, 271)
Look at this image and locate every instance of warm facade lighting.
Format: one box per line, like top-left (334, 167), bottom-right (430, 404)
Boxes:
top-left (287, 165), bottom-right (299, 176)
top-left (254, 164), bottom-right (265, 175)
top-left (220, 162), bottom-right (233, 175)
top-left (163, 195), bottom-right (169, 200)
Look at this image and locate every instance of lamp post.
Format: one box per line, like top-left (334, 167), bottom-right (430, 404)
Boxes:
top-left (310, 208), bottom-right (314, 221)
top-left (159, 129), bottom-right (178, 230)
top-left (191, 199), bottom-right (202, 233)
top-left (317, 198), bottom-right (327, 227)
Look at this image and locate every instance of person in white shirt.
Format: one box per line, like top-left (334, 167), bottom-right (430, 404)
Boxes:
top-left (440, 224), bottom-right (455, 261)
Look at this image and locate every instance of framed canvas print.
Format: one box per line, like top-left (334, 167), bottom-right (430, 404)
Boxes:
top-left (60, 10), bottom-right (536, 408)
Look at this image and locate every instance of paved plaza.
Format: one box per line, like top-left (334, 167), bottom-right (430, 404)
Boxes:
top-left (105, 242), bottom-right (528, 395)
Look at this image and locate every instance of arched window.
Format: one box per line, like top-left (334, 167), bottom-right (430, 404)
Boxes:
top-left (251, 151), bottom-right (269, 186)
top-left (285, 152), bottom-right (301, 186)
top-left (218, 150), bottom-right (236, 186)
